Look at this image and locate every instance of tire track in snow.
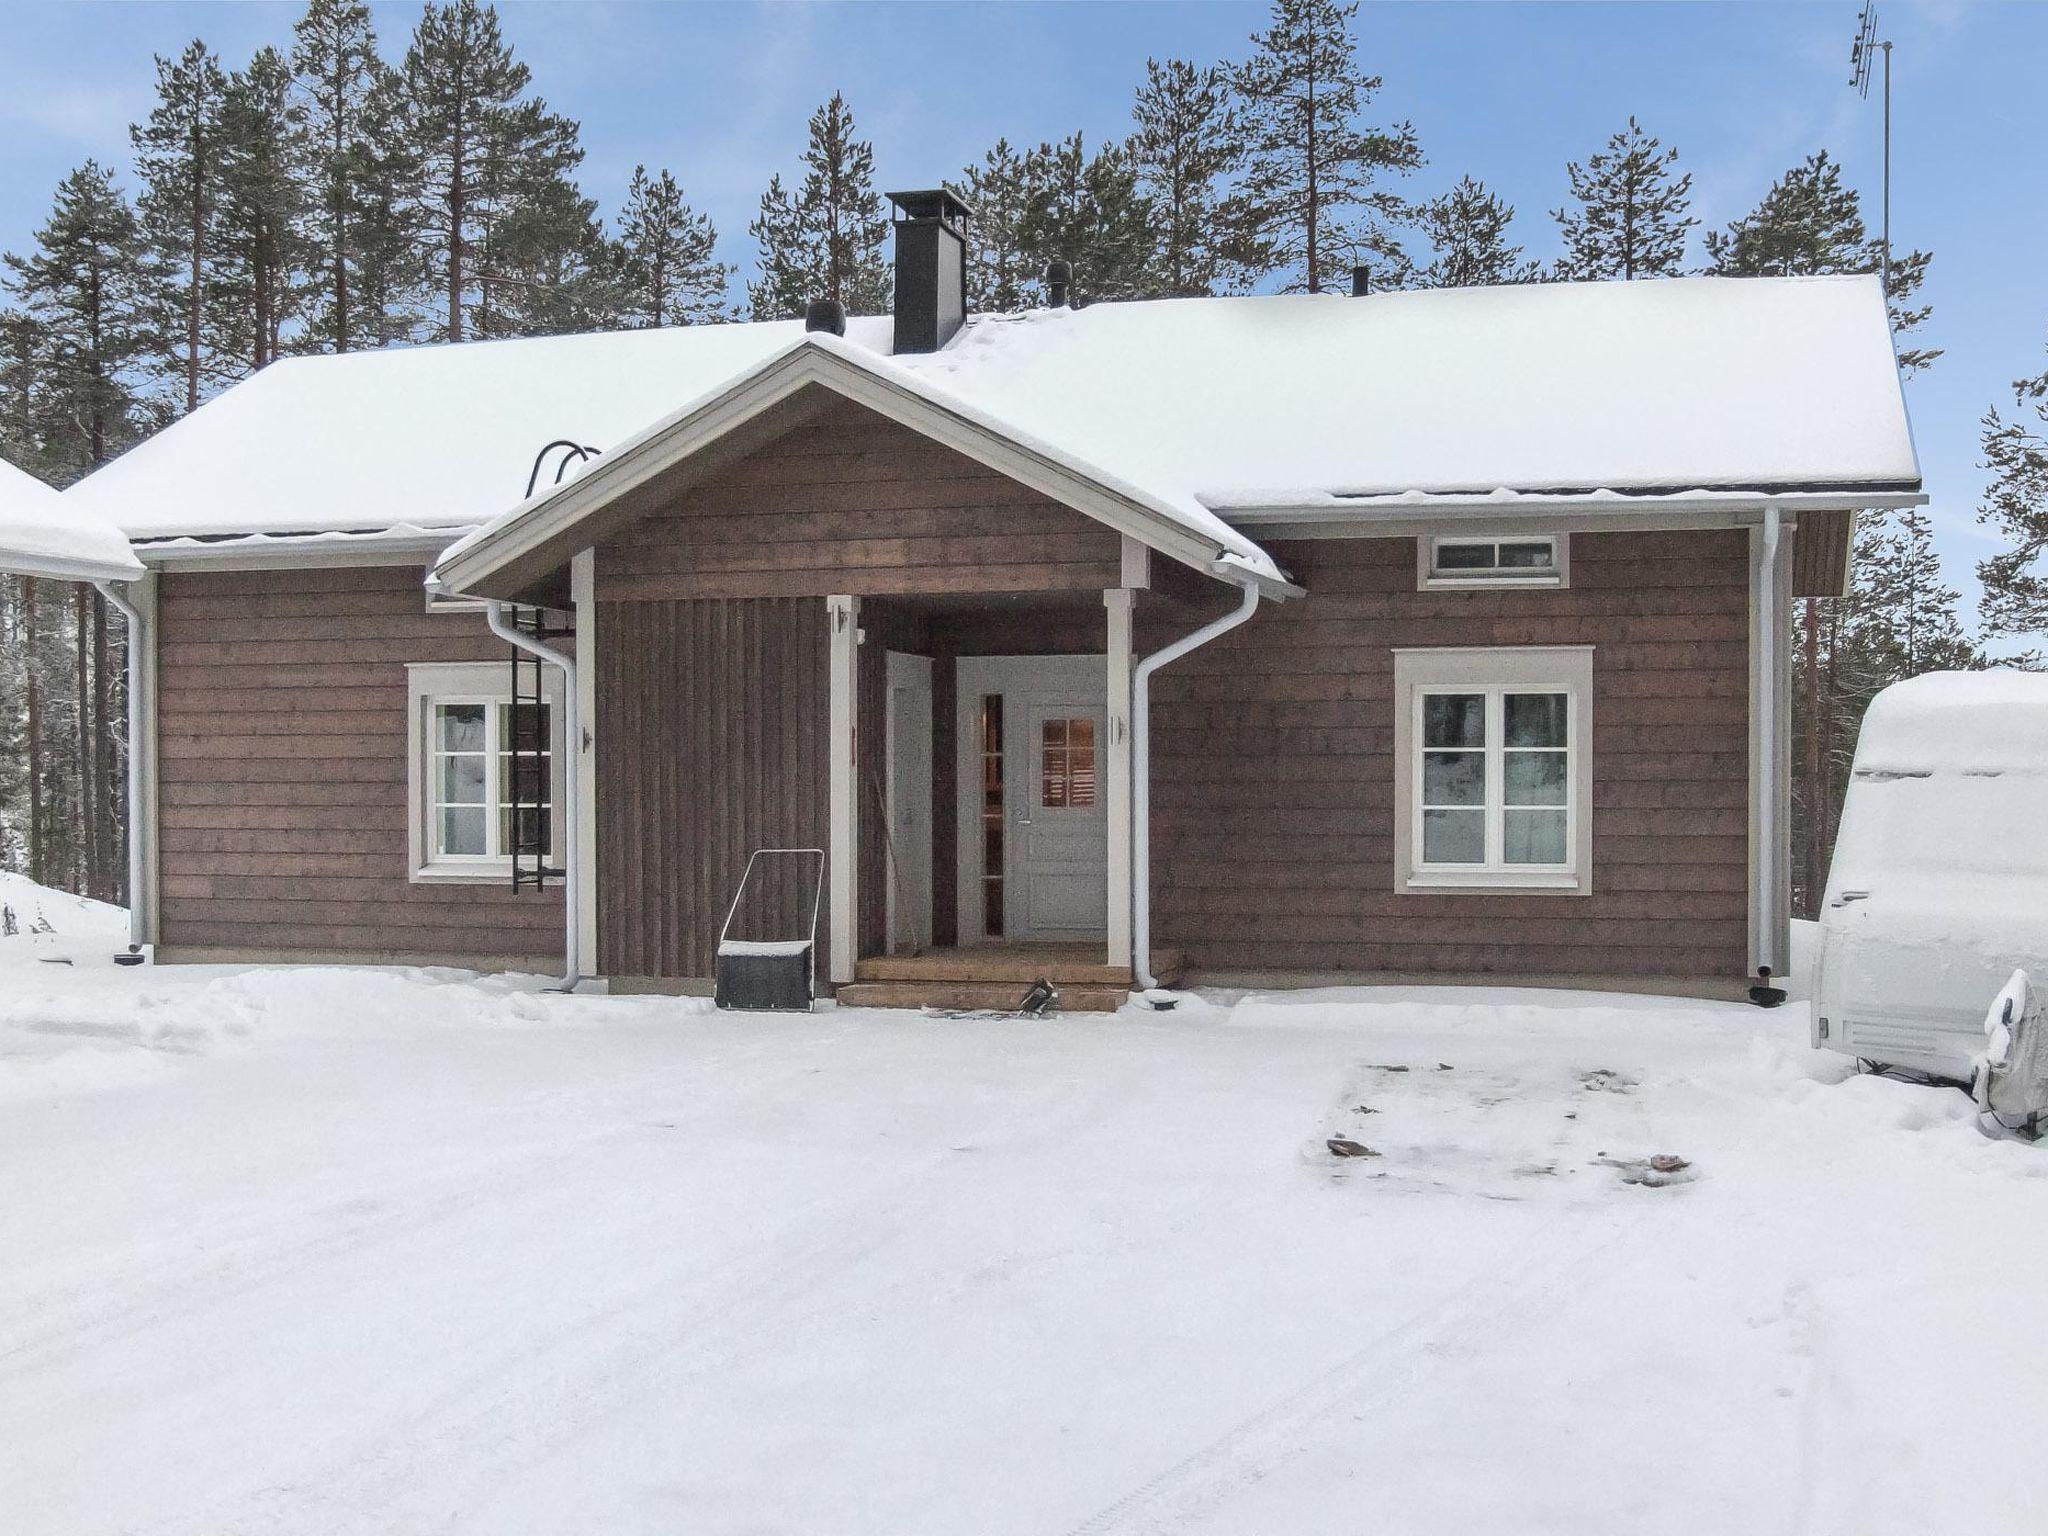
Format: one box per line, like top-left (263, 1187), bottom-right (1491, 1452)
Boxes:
top-left (1062, 1197), bottom-right (1687, 1536)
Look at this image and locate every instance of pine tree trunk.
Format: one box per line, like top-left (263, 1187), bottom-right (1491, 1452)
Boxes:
top-left (448, 82), bottom-right (467, 343)
top-left (188, 124), bottom-right (204, 412)
top-left (25, 577), bottom-right (42, 885)
top-left (1304, 65), bottom-right (1319, 293)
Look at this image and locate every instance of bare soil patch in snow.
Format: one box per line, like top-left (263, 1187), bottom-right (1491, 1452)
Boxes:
top-left (4, 958), bottom-right (2046, 1535)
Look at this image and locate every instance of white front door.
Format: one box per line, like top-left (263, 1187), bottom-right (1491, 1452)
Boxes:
top-left (955, 655), bottom-right (1108, 945)
top-left (884, 651), bottom-right (934, 954)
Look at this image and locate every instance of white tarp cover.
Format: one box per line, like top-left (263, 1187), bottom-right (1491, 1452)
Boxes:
top-left (1816, 671), bottom-right (2048, 1076)
top-left (66, 273), bottom-right (1916, 550)
top-left (0, 457), bottom-right (141, 582)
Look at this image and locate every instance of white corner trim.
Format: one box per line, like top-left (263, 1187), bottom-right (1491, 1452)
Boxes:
top-left (827, 595), bottom-right (860, 984)
top-left (1390, 645), bottom-right (1595, 897)
top-left (404, 660), bottom-right (565, 885)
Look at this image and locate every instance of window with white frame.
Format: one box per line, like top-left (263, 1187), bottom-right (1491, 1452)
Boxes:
top-left (406, 662), bottom-right (564, 881)
top-left (1419, 534), bottom-right (1567, 588)
top-left (1392, 647), bottom-right (1593, 894)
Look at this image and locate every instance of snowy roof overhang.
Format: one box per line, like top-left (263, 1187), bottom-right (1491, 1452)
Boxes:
top-left (1211, 482), bottom-right (1930, 532)
top-left (431, 333), bottom-right (1290, 603)
top-left (132, 523), bottom-right (463, 570)
top-left (0, 459), bottom-right (143, 582)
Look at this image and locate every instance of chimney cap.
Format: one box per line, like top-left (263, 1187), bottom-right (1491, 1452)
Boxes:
top-left (1351, 263), bottom-right (1372, 297)
top-left (887, 188), bottom-right (972, 231)
top-left (1046, 259), bottom-right (1072, 308)
top-left (804, 298), bottom-right (847, 336)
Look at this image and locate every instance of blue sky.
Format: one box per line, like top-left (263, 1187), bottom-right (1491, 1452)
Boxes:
top-left (1, 1), bottom-right (2041, 632)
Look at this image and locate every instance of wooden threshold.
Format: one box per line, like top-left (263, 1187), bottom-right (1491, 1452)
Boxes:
top-left (852, 943), bottom-right (1183, 989)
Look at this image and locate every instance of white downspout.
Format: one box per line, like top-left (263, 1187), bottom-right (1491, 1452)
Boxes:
top-left (94, 579), bottom-right (148, 954)
top-left (1131, 580), bottom-right (1261, 990)
top-left (485, 599), bottom-right (581, 990)
top-left (1756, 505), bottom-right (1783, 983)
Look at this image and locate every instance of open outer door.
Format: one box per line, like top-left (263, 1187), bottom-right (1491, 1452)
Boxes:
top-left (884, 651), bottom-right (935, 953)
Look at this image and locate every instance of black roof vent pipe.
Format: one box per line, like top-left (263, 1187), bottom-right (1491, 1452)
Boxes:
top-left (886, 188), bottom-right (971, 353)
top-left (804, 297), bottom-right (846, 336)
top-left (1046, 259), bottom-right (1072, 308)
top-left (1351, 263), bottom-right (1372, 297)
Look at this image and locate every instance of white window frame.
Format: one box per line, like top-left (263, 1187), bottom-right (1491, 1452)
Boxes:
top-left (1391, 646), bottom-right (1594, 895)
top-left (1417, 533), bottom-right (1569, 590)
top-left (405, 661), bottom-right (565, 884)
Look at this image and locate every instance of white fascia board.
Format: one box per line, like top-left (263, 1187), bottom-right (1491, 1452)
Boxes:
top-left (435, 339), bottom-right (1273, 598)
top-left (136, 529), bottom-right (465, 571)
top-left (1217, 489), bottom-right (1927, 533)
top-left (0, 549), bottom-right (147, 582)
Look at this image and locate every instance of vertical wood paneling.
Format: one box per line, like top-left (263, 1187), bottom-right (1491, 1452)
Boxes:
top-left (596, 595), bottom-right (829, 979)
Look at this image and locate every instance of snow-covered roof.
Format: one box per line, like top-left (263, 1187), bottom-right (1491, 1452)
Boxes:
top-left (0, 457), bottom-right (142, 582)
top-left (67, 273), bottom-right (1917, 554)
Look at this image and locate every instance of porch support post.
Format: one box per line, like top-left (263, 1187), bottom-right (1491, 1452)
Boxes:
top-left (1747, 508), bottom-right (1792, 982)
top-left (827, 594), bottom-right (861, 985)
top-left (1104, 587), bottom-right (1135, 969)
top-left (571, 549), bottom-right (599, 974)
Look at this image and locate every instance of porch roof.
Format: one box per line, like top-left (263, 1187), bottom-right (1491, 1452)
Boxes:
top-left (0, 457), bottom-right (142, 583)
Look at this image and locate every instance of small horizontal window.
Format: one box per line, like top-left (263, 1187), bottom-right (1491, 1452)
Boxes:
top-left (1420, 535), bottom-right (1568, 588)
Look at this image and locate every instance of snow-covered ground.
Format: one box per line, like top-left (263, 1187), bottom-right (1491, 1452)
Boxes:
top-left (5, 906), bottom-right (2046, 1534)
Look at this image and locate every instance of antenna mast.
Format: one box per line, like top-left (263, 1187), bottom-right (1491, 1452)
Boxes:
top-left (1849, 0), bottom-right (1892, 293)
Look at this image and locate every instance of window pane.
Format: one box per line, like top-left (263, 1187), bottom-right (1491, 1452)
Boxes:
top-left (1498, 541), bottom-right (1555, 570)
top-left (502, 805), bottom-right (550, 853)
top-left (501, 753), bottom-right (550, 807)
top-left (437, 703), bottom-right (486, 751)
top-left (1434, 542), bottom-right (1494, 571)
top-left (440, 753), bottom-right (486, 804)
top-left (1422, 808), bottom-right (1485, 864)
top-left (1423, 750), bottom-right (1485, 807)
top-left (1504, 751), bottom-right (1567, 806)
top-left (1069, 718), bottom-right (1094, 751)
top-left (440, 806), bottom-right (487, 856)
top-left (1422, 693), bottom-right (1486, 749)
top-left (1504, 692), bottom-right (1568, 748)
top-left (1504, 807), bottom-right (1567, 865)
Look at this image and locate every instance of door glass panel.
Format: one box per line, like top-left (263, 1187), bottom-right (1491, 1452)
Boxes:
top-left (980, 694), bottom-right (1005, 937)
top-left (1040, 717), bottom-right (1095, 809)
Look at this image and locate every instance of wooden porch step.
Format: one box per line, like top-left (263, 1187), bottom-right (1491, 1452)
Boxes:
top-left (853, 946), bottom-right (1182, 988)
top-left (834, 981), bottom-right (1130, 1014)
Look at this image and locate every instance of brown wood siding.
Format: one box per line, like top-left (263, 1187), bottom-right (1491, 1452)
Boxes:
top-left (1793, 508), bottom-right (1854, 597)
top-left (594, 393), bottom-right (1121, 603)
top-left (154, 564), bottom-right (564, 966)
top-left (595, 596), bottom-right (829, 979)
top-left (1148, 530), bottom-right (1752, 981)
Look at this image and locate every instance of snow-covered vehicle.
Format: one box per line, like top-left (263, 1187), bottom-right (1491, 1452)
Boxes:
top-left (1812, 671), bottom-right (2048, 1080)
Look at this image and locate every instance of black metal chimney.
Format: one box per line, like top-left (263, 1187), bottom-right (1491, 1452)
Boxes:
top-left (804, 297), bottom-right (846, 336)
top-left (1046, 260), bottom-right (1072, 308)
top-left (886, 188), bottom-right (971, 353)
top-left (1351, 263), bottom-right (1372, 297)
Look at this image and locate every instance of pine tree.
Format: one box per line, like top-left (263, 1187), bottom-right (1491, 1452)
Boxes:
top-left (748, 93), bottom-right (891, 320)
top-left (949, 139), bottom-right (1035, 311)
top-left (1977, 348), bottom-right (2048, 643)
top-left (215, 46), bottom-right (308, 371)
top-left (1016, 133), bottom-right (1159, 303)
top-left (481, 174), bottom-right (617, 336)
top-left (1129, 58), bottom-right (1245, 297)
top-left (1415, 176), bottom-right (1539, 288)
top-left (398, 0), bottom-right (587, 342)
top-left (291, 0), bottom-right (408, 351)
top-left (1551, 117), bottom-right (1694, 281)
top-left (1706, 151), bottom-right (1938, 374)
top-left (615, 166), bottom-right (728, 326)
top-left (131, 39), bottom-right (230, 408)
top-left (1232, 0), bottom-right (1422, 293)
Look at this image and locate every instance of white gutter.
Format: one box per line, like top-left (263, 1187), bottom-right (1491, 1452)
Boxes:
top-left (1131, 580), bottom-right (1261, 990)
top-left (93, 579), bottom-right (149, 954)
top-left (1755, 505), bottom-right (1783, 984)
top-left (484, 600), bottom-right (582, 990)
